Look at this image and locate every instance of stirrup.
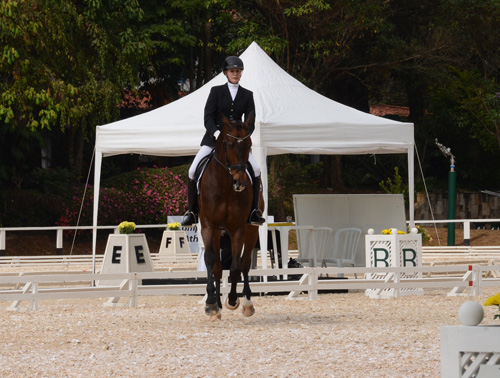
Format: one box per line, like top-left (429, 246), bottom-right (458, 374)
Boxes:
top-left (181, 211), bottom-right (198, 227)
top-left (248, 209), bottom-right (265, 226)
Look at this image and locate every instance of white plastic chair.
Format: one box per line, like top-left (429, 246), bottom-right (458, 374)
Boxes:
top-left (297, 227), bottom-right (333, 267)
top-left (322, 228), bottom-right (362, 277)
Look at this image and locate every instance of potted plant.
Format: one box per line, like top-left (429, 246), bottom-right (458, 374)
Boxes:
top-left (118, 221), bottom-right (136, 234)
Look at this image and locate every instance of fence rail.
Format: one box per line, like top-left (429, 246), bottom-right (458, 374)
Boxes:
top-left (0, 253), bottom-right (203, 273)
top-left (1, 219), bottom-right (500, 256)
top-left (1, 264), bottom-right (499, 311)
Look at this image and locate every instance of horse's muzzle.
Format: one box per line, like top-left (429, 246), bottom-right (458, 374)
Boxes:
top-left (233, 177), bottom-right (247, 192)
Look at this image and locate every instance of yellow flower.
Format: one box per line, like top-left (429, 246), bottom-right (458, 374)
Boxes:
top-left (381, 229), bottom-right (406, 235)
top-left (118, 221), bottom-right (136, 234)
top-left (484, 293), bottom-right (500, 306)
top-left (167, 222), bottom-right (181, 231)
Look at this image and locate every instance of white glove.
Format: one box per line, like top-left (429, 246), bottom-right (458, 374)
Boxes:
top-left (213, 130), bottom-right (220, 139)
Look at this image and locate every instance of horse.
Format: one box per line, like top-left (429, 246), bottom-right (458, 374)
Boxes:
top-left (198, 112), bottom-right (263, 320)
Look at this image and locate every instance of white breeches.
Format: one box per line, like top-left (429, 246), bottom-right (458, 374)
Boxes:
top-left (188, 146), bottom-right (261, 180)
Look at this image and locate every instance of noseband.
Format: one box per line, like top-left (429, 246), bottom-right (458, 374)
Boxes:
top-left (214, 131), bottom-right (251, 176)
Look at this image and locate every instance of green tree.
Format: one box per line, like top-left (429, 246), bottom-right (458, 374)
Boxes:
top-left (0, 0), bottom-right (148, 186)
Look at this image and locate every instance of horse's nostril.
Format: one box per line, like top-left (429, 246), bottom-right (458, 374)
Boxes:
top-left (233, 179), bottom-right (247, 192)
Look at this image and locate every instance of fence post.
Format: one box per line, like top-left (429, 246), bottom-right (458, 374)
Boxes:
top-left (463, 221), bottom-right (470, 246)
top-left (308, 269), bottom-right (318, 300)
top-left (33, 282), bottom-right (39, 311)
top-left (56, 229), bottom-right (63, 255)
top-left (129, 274), bottom-right (138, 308)
top-left (0, 229), bottom-right (5, 256)
top-left (472, 265), bottom-right (481, 296)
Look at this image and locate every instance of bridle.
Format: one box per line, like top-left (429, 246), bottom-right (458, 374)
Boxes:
top-left (214, 130), bottom-right (252, 176)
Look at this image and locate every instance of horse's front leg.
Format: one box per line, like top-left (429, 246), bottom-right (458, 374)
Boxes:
top-left (225, 265), bottom-right (241, 311)
top-left (240, 270), bottom-right (255, 316)
top-left (203, 228), bottom-right (222, 319)
top-left (225, 231), bottom-right (245, 311)
top-left (240, 243), bottom-right (255, 317)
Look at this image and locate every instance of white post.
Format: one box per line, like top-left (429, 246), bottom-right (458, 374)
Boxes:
top-left (463, 220), bottom-right (470, 246)
top-left (408, 146), bottom-right (415, 229)
top-left (92, 150), bottom-right (103, 275)
top-left (56, 229), bottom-right (63, 255)
top-left (0, 229), bottom-right (5, 255)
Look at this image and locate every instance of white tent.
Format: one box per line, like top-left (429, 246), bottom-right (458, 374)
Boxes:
top-left (92, 41), bottom-right (415, 269)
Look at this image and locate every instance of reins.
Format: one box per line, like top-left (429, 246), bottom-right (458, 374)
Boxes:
top-left (214, 131), bottom-right (251, 176)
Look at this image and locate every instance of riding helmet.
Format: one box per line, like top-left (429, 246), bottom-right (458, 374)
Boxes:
top-left (223, 56), bottom-right (244, 71)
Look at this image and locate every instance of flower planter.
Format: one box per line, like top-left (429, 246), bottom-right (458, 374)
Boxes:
top-left (365, 229), bottom-right (423, 298)
top-left (441, 325), bottom-right (500, 378)
top-left (99, 234), bottom-right (154, 286)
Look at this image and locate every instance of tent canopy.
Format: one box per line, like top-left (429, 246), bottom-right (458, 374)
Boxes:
top-left (92, 42), bottom-right (415, 271)
top-left (95, 41), bottom-right (413, 157)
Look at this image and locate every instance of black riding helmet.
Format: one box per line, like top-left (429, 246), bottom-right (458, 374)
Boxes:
top-left (222, 56), bottom-right (244, 71)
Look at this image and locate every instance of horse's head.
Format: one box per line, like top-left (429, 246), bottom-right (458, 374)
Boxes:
top-left (218, 113), bottom-right (254, 192)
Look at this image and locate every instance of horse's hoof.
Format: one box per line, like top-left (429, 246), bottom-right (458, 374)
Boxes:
top-left (205, 303), bottom-right (220, 316)
top-left (225, 297), bottom-right (240, 311)
top-left (242, 305), bottom-right (255, 317)
top-left (209, 313), bottom-right (222, 321)
top-left (241, 297), bottom-right (255, 317)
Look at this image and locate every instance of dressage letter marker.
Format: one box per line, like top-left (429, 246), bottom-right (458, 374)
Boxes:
top-left (373, 248), bottom-right (389, 267)
top-left (112, 245), bottom-right (122, 264)
top-left (402, 248), bottom-right (417, 267)
top-left (365, 230), bottom-right (423, 298)
top-left (135, 245), bottom-right (146, 264)
top-left (99, 234), bottom-right (154, 286)
top-left (159, 231), bottom-right (191, 257)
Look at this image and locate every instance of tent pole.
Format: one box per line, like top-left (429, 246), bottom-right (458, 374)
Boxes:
top-left (408, 146), bottom-right (415, 229)
top-left (253, 144), bottom-right (268, 279)
top-left (92, 151), bottom-right (103, 276)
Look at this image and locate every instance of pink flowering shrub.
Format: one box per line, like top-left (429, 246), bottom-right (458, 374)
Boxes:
top-left (56, 167), bottom-right (187, 234)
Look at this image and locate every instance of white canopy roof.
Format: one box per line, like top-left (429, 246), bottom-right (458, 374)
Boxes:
top-left (95, 41), bottom-right (414, 157)
top-left (92, 42), bottom-right (415, 270)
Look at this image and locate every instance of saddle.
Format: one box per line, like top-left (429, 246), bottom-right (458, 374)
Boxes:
top-left (194, 150), bottom-right (215, 181)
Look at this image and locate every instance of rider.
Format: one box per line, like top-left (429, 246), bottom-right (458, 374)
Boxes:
top-left (181, 55), bottom-right (266, 227)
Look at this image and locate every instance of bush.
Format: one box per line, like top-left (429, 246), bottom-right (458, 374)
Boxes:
top-left (0, 189), bottom-right (64, 226)
top-left (56, 167), bottom-right (187, 235)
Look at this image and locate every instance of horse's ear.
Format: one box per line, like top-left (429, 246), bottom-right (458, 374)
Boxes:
top-left (220, 113), bottom-right (232, 130)
top-left (246, 111), bottom-right (255, 126)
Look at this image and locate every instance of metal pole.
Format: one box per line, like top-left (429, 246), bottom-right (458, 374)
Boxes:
top-left (436, 139), bottom-right (456, 246)
top-left (447, 164), bottom-right (456, 246)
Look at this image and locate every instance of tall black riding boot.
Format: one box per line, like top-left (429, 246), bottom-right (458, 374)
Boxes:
top-left (181, 179), bottom-right (198, 227)
top-left (248, 175), bottom-right (265, 225)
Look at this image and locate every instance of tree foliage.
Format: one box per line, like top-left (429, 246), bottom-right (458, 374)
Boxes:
top-left (0, 0), bottom-right (148, 183)
top-left (2, 0), bottom-right (500, 205)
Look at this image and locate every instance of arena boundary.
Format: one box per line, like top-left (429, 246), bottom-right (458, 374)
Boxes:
top-left (0, 264), bottom-right (499, 311)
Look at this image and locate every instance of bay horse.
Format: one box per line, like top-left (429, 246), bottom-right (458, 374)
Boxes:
top-left (198, 112), bottom-right (263, 320)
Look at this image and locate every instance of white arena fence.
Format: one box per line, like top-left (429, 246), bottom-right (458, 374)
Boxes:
top-left (1, 264), bottom-right (500, 311)
top-left (1, 218), bottom-right (500, 255)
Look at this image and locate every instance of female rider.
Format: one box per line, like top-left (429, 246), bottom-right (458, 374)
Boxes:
top-left (181, 55), bottom-right (265, 227)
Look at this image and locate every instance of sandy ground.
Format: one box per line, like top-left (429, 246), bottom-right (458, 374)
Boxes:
top-left (1, 288), bottom-right (499, 378)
